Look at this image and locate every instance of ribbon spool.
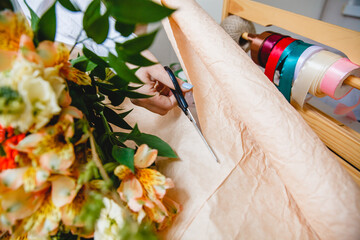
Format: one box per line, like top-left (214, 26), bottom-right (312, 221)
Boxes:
top-left (293, 46), bottom-right (324, 81)
top-left (292, 50), bottom-right (342, 107)
top-left (247, 31), bottom-right (274, 65)
top-left (220, 15), bottom-right (256, 52)
top-left (320, 58), bottom-right (360, 100)
top-left (264, 37), bottom-right (297, 82)
top-left (259, 33), bottom-right (287, 68)
top-left (277, 42), bottom-right (312, 102)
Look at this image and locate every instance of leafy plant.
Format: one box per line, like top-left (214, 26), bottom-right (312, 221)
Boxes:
top-left (0, 0), bottom-right (179, 238)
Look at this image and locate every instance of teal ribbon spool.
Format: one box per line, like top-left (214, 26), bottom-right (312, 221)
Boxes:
top-left (276, 41), bottom-right (312, 102)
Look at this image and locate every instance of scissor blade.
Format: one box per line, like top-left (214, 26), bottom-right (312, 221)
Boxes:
top-left (186, 109), bottom-right (220, 163)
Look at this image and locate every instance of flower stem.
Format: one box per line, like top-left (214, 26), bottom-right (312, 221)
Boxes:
top-left (89, 133), bottom-right (123, 206)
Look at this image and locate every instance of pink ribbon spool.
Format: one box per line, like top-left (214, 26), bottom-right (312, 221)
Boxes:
top-left (320, 58), bottom-right (360, 100)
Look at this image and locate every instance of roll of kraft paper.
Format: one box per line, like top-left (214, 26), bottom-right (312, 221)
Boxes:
top-left (155, 0), bottom-right (360, 240)
top-left (292, 50), bottom-right (342, 107)
top-left (320, 58), bottom-right (360, 99)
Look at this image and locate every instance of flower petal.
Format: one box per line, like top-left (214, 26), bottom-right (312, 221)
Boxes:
top-left (136, 168), bottom-right (166, 201)
top-left (51, 175), bottom-right (77, 208)
top-left (23, 167), bottom-right (50, 192)
top-left (134, 144), bottom-right (158, 169)
top-left (1, 187), bottom-right (45, 222)
top-left (0, 11), bottom-right (33, 51)
top-left (22, 196), bottom-right (61, 236)
top-left (39, 143), bottom-right (75, 172)
top-left (118, 176), bottom-right (143, 212)
top-left (16, 133), bottom-right (44, 152)
top-left (61, 188), bottom-right (87, 227)
top-left (0, 167), bottom-right (27, 190)
top-left (0, 49), bottom-right (17, 72)
top-left (60, 64), bottom-right (91, 85)
top-left (114, 165), bottom-right (131, 180)
top-left (36, 41), bottom-right (69, 67)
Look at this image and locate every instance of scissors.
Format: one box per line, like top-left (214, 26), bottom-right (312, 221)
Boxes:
top-left (164, 66), bottom-right (220, 163)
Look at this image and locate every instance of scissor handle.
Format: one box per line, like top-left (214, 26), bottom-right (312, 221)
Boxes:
top-left (164, 66), bottom-right (188, 113)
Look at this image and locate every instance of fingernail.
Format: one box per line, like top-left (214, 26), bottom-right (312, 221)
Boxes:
top-left (182, 82), bottom-right (193, 90)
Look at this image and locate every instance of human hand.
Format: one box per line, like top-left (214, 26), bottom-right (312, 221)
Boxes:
top-left (131, 51), bottom-right (193, 115)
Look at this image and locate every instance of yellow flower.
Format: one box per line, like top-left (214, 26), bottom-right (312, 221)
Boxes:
top-left (0, 10), bottom-right (33, 51)
top-left (114, 144), bottom-right (178, 225)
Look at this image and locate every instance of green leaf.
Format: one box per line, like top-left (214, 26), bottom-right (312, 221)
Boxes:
top-left (108, 75), bottom-right (128, 89)
top-left (83, 47), bottom-right (109, 67)
top-left (128, 125), bottom-right (177, 158)
top-left (108, 93), bottom-right (126, 107)
top-left (0, 145), bottom-right (6, 157)
top-left (0, 0), bottom-right (13, 11)
top-left (108, 53), bottom-right (142, 84)
top-left (112, 146), bottom-right (135, 172)
top-left (83, 0), bottom-right (109, 44)
top-left (103, 106), bottom-right (132, 130)
top-left (24, 0), bottom-right (39, 32)
top-left (121, 52), bottom-right (157, 67)
top-left (37, 2), bottom-right (56, 41)
top-left (118, 30), bottom-right (158, 55)
top-left (117, 90), bottom-right (151, 99)
top-left (71, 56), bottom-right (97, 72)
top-left (92, 66), bottom-right (106, 80)
top-left (58, 0), bottom-right (80, 12)
top-left (115, 21), bottom-right (135, 37)
top-left (119, 109), bottom-right (133, 118)
top-left (106, 0), bottom-right (175, 24)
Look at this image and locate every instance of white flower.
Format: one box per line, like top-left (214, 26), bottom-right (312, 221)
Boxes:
top-left (0, 58), bottom-right (65, 132)
top-left (94, 197), bottom-right (125, 240)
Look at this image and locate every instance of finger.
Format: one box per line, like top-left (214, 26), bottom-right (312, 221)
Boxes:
top-left (131, 93), bottom-right (177, 116)
top-left (148, 64), bottom-right (194, 92)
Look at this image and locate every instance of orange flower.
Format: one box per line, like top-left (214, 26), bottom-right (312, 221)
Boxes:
top-left (0, 125), bottom-right (25, 171)
top-left (114, 144), bottom-right (179, 225)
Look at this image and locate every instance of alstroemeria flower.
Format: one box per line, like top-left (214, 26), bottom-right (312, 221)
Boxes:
top-left (0, 10), bottom-right (33, 51)
top-left (16, 114), bottom-right (76, 173)
top-left (114, 144), bottom-right (177, 224)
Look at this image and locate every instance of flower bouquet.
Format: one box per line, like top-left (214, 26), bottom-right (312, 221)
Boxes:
top-left (0, 0), bottom-right (180, 239)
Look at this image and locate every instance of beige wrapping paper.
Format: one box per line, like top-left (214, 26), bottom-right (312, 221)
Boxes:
top-left (123, 0), bottom-right (360, 239)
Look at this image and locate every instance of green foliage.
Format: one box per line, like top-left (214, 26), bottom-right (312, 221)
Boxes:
top-left (24, 0), bottom-right (39, 32)
top-left (0, 0), bottom-right (13, 11)
top-left (0, 145), bottom-right (6, 157)
top-left (112, 146), bottom-right (135, 172)
top-left (118, 30), bottom-right (159, 55)
top-left (37, 2), bottom-right (57, 41)
top-left (108, 53), bottom-right (143, 84)
top-left (115, 125), bottom-right (177, 158)
top-left (83, 47), bottom-right (109, 67)
top-left (119, 221), bottom-right (158, 240)
top-left (76, 191), bottom-right (105, 232)
top-left (58, 0), bottom-right (80, 12)
top-left (115, 21), bottom-right (135, 37)
top-left (83, 0), bottom-right (109, 44)
top-left (105, 0), bottom-right (175, 24)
